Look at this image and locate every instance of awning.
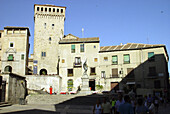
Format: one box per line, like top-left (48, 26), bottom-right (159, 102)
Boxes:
top-left (126, 82), bottom-right (135, 84)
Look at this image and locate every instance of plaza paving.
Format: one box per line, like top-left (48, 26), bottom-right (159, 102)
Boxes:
top-left (0, 94), bottom-right (170, 114)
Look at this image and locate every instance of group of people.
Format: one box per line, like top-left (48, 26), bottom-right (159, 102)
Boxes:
top-left (93, 93), bottom-right (167, 114)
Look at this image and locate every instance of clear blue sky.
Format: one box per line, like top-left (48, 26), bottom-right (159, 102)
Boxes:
top-left (0, 0), bottom-right (170, 73)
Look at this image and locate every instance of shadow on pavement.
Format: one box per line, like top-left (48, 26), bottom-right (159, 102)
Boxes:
top-left (3, 109), bottom-right (58, 114)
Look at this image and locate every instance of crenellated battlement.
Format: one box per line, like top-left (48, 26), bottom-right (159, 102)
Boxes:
top-left (34, 4), bottom-right (66, 18)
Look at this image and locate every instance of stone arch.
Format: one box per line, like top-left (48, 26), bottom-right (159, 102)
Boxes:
top-left (40, 69), bottom-right (47, 75)
top-left (4, 65), bottom-right (12, 73)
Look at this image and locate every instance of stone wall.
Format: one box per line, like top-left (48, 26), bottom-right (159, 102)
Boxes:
top-left (25, 75), bottom-right (61, 93)
top-left (2, 73), bottom-right (27, 104)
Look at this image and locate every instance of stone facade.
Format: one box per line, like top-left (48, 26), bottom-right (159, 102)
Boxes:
top-left (0, 4), bottom-right (169, 97)
top-left (33, 4), bottom-right (66, 75)
top-left (0, 27), bottom-right (30, 75)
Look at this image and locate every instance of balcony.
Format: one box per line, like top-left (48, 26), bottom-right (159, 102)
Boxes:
top-left (147, 73), bottom-right (158, 79)
top-left (110, 75), bottom-right (119, 78)
top-left (73, 62), bottom-right (82, 68)
top-left (90, 73), bottom-right (96, 76)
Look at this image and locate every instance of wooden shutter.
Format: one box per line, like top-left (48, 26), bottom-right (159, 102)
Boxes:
top-left (112, 68), bottom-right (118, 77)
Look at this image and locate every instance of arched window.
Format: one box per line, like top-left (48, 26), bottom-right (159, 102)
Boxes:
top-left (4, 66), bottom-right (12, 73)
top-left (67, 79), bottom-right (73, 91)
top-left (40, 69), bottom-right (47, 75)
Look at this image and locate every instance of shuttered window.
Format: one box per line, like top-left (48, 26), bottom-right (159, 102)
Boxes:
top-left (8, 54), bottom-right (13, 61)
top-left (148, 52), bottom-right (155, 61)
top-left (127, 68), bottom-right (134, 78)
top-left (112, 68), bottom-right (118, 77)
top-left (112, 55), bottom-right (118, 64)
top-left (71, 45), bottom-right (75, 53)
top-left (124, 54), bottom-right (130, 64)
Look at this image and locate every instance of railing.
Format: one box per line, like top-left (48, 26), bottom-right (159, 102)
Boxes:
top-left (110, 75), bottom-right (119, 78)
top-left (73, 62), bottom-right (82, 67)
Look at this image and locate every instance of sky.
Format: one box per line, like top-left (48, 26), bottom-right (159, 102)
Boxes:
top-left (0, 0), bottom-right (170, 72)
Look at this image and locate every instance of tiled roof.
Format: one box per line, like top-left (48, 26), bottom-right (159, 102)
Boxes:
top-left (34, 4), bottom-right (66, 8)
top-left (100, 43), bottom-right (165, 51)
top-left (59, 34), bottom-right (99, 43)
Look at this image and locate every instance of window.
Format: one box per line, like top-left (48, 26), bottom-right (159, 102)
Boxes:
top-left (53, 8), bottom-right (55, 12)
top-left (112, 55), bottom-right (118, 64)
top-left (61, 9), bottom-right (63, 13)
top-left (148, 52), bottom-right (155, 61)
top-left (68, 79), bottom-right (73, 91)
top-left (80, 44), bottom-right (84, 52)
top-left (104, 57), bottom-right (108, 61)
top-left (10, 42), bottom-right (14, 48)
top-left (94, 58), bottom-right (98, 62)
top-left (41, 52), bottom-right (46, 57)
top-left (44, 23), bottom-right (46, 29)
top-left (149, 67), bottom-right (157, 76)
top-left (62, 59), bottom-right (65, 63)
top-left (21, 54), bottom-right (24, 60)
top-left (45, 8), bottom-right (47, 12)
top-left (124, 54), bottom-right (130, 64)
top-left (101, 71), bottom-right (105, 78)
top-left (37, 7), bottom-right (39, 11)
top-left (127, 68), bottom-right (134, 78)
top-left (90, 67), bottom-right (96, 75)
top-left (8, 54), bottom-right (14, 61)
top-left (57, 9), bottom-right (59, 12)
top-left (49, 37), bottom-right (51, 41)
top-left (52, 24), bottom-right (54, 29)
top-left (0, 33), bottom-right (1, 38)
top-left (112, 68), bottom-right (118, 77)
top-left (49, 8), bottom-right (51, 12)
top-left (94, 45), bottom-right (96, 48)
top-left (154, 80), bottom-right (161, 88)
top-left (68, 69), bottom-right (73, 76)
top-left (75, 57), bottom-right (81, 64)
top-left (41, 7), bottom-right (43, 11)
top-left (71, 45), bottom-right (75, 53)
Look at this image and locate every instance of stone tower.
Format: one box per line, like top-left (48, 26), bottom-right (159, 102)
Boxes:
top-left (33, 4), bottom-right (66, 75)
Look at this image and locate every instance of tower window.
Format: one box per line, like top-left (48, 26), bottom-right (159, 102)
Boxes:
top-left (53, 8), bottom-right (55, 12)
top-left (37, 7), bottom-right (39, 11)
top-left (10, 42), bottom-right (14, 48)
top-left (49, 8), bottom-right (51, 12)
top-left (41, 7), bottom-right (43, 11)
top-left (44, 23), bottom-right (46, 29)
top-left (49, 37), bottom-right (51, 41)
top-left (21, 54), bottom-right (24, 60)
top-left (57, 9), bottom-right (59, 12)
top-left (52, 24), bottom-right (54, 29)
top-left (45, 8), bottom-right (47, 12)
top-left (41, 52), bottom-right (46, 57)
top-left (61, 9), bottom-right (63, 13)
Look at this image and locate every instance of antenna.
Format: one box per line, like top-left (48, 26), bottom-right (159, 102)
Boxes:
top-left (147, 33), bottom-right (149, 44)
top-left (82, 28), bottom-right (84, 38)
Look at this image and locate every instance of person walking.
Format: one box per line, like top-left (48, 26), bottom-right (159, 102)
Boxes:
top-left (154, 96), bottom-right (159, 114)
top-left (115, 94), bottom-right (125, 114)
top-left (136, 98), bottom-right (149, 114)
top-left (118, 95), bottom-right (134, 114)
top-left (93, 99), bottom-right (102, 114)
top-left (111, 97), bottom-right (116, 114)
top-left (101, 97), bottom-right (112, 114)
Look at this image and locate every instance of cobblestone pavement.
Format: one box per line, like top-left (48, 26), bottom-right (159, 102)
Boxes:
top-left (0, 94), bottom-right (170, 114)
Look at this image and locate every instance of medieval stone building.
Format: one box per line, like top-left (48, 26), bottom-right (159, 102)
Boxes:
top-left (0, 4), bottom-right (169, 97)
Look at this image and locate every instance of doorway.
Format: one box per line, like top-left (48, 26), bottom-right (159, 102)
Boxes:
top-left (89, 79), bottom-right (95, 91)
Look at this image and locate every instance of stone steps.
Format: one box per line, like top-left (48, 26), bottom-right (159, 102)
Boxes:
top-left (0, 102), bottom-right (12, 107)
